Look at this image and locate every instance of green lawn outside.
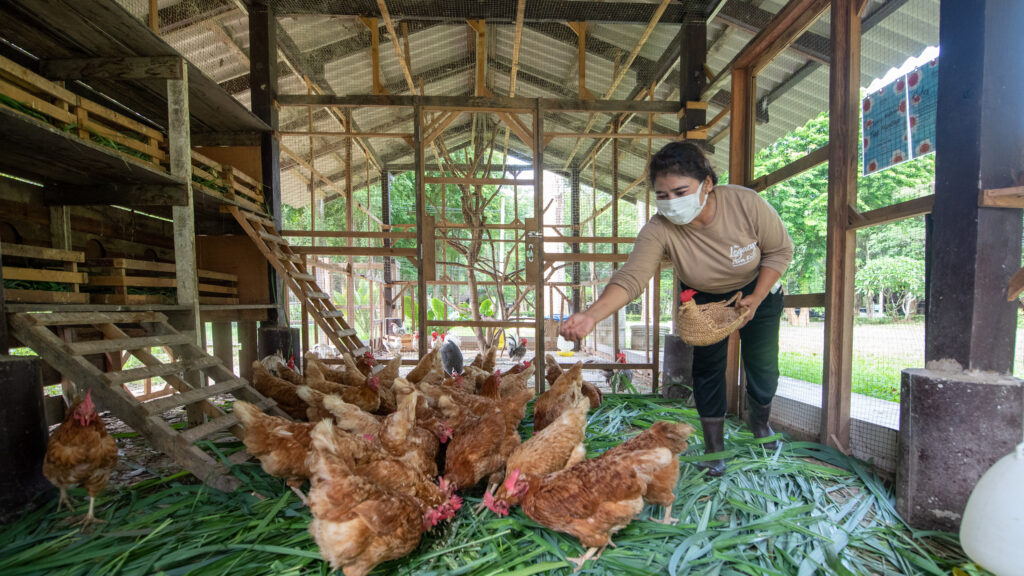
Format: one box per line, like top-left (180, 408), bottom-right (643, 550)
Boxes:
top-left (778, 321), bottom-right (1024, 403)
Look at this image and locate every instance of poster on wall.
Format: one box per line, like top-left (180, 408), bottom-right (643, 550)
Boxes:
top-left (908, 58), bottom-right (938, 159)
top-left (862, 80), bottom-right (911, 175)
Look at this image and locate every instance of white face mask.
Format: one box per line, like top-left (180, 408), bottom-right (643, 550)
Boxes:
top-left (656, 181), bottom-right (707, 225)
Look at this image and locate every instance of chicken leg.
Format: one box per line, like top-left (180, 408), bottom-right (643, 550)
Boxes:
top-left (286, 479), bottom-right (309, 506)
top-left (77, 496), bottom-right (103, 527)
top-left (650, 505), bottom-right (679, 525)
top-left (55, 487), bottom-right (78, 513)
top-left (567, 545), bottom-right (606, 572)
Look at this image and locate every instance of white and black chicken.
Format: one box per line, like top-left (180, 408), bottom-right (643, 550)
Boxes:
top-left (440, 332), bottom-right (464, 376)
top-left (603, 352), bottom-right (634, 393)
top-left (507, 336), bottom-right (528, 363)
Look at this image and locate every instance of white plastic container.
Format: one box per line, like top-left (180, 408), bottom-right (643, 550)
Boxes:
top-left (960, 442), bottom-right (1024, 576)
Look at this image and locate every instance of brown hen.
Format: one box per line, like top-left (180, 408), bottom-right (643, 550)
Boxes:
top-left (533, 362), bottom-right (584, 432)
top-left (251, 361), bottom-right (308, 420)
top-left (603, 420), bottom-right (695, 524)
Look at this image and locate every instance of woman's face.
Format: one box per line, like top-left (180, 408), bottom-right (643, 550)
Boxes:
top-left (653, 173), bottom-right (711, 201)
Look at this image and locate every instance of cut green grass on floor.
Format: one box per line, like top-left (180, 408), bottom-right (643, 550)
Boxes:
top-left (1, 396), bottom-right (984, 576)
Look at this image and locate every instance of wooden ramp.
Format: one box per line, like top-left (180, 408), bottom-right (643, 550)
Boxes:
top-left (224, 206), bottom-right (367, 356)
top-left (9, 310), bottom-right (286, 492)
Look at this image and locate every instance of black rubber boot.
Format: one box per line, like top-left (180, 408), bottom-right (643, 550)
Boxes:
top-left (697, 417), bottom-right (727, 477)
top-left (747, 397), bottom-right (779, 450)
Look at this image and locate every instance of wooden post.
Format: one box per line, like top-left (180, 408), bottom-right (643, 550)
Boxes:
top-left (238, 321), bottom-right (258, 381)
top-left (345, 110), bottom-right (356, 330)
top-left (821, 0), bottom-right (860, 450)
top-left (166, 58), bottom-right (203, 426)
top-left (415, 105), bottom-right (428, 357)
top-left (680, 18), bottom-right (707, 134)
top-left (212, 322), bottom-right (234, 374)
top-left (611, 121), bottom-right (620, 362)
top-left (570, 164), bottom-right (581, 351)
top-left (724, 66), bottom-right (756, 415)
top-left (300, 254), bottom-right (310, 359)
top-left (382, 170), bottom-right (394, 318)
top-left (49, 207), bottom-right (72, 251)
top-left (148, 0), bottom-right (158, 33)
top-left (250, 1), bottom-right (285, 325)
top-left (0, 241), bottom-right (6, 352)
top-left (534, 99), bottom-right (546, 392)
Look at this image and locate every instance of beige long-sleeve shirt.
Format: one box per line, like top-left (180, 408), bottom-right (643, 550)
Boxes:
top-left (608, 184), bottom-right (794, 299)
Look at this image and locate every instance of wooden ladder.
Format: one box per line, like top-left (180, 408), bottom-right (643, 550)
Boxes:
top-left (9, 310), bottom-right (288, 492)
top-left (224, 206), bottom-right (367, 356)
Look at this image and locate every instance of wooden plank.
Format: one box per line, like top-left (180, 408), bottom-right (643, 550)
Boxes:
top-left (749, 145), bottom-right (830, 192)
top-left (71, 333), bottom-right (193, 356)
top-left (2, 267), bottom-right (87, 284)
top-left (848, 195), bottom-right (934, 230)
top-left (424, 177), bottom-right (533, 186)
top-left (279, 230), bottom-right (417, 239)
top-left (376, 0), bottom-right (417, 93)
top-left (821, 0), bottom-right (860, 452)
top-left (534, 101), bottom-right (545, 393)
top-left (290, 246), bottom-right (418, 257)
top-left (782, 292), bottom-right (827, 308)
top-left (0, 243), bottom-right (84, 262)
top-left (22, 310), bottom-right (168, 326)
top-left (87, 276), bottom-right (176, 288)
top-left (5, 289), bottom-right (90, 304)
top-left (144, 378), bottom-right (249, 415)
top-left (728, 68), bottom-right (755, 188)
top-left (428, 320), bottom-right (537, 328)
top-left (43, 184), bottom-right (188, 206)
top-left (306, 291), bottom-right (331, 300)
top-left (979, 186), bottom-right (1024, 208)
top-left (276, 93), bottom-right (679, 114)
top-left (277, 130), bottom-right (412, 138)
top-left (543, 236), bottom-right (635, 243)
top-left (87, 258), bottom-right (175, 272)
top-left (106, 356), bottom-right (220, 385)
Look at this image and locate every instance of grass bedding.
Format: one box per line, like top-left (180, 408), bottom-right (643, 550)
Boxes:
top-left (0, 396), bottom-right (984, 576)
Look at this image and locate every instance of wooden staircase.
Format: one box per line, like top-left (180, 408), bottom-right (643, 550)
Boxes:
top-left (224, 206), bottom-right (367, 356)
top-left (9, 310), bottom-right (286, 492)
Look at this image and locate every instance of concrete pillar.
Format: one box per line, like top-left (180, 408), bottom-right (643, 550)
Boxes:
top-left (660, 334), bottom-right (693, 401)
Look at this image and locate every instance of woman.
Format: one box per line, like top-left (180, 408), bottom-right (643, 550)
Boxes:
top-left (559, 142), bottom-right (793, 477)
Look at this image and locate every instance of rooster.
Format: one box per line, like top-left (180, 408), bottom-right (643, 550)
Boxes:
top-left (507, 335), bottom-right (528, 363)
top-left (440, 334), bottom-right (464, 376)
top-left (43, 390), bottom-right (119, 526)
top-left (603, 353), bottom-right (634, 393)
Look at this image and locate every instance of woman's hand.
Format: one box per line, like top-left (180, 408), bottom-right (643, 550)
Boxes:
top-left (736, 293), bottom-right (764, 328)
top-left (559, 312), bottom-right (597, 341)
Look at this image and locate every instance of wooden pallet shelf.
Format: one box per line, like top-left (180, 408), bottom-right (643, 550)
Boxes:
top-left (1, 243), bottom-right (90, 304)
top-left (8, 310), bottom-right (288, 492)
top-left (82, 258), bottom-right (239, 305)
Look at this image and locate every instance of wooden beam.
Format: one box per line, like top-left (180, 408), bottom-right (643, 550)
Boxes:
top-left (821, 0), bottom-right (860, 452)
top-left (43, 184), bottom-right (189, 206)
top-left (39, 57), bottom-right (185, 80)
top-left (749, 145), bottom-right (830, 191)
top-left (468, 19), bottom-right (489, 96)
top-left (376, 0), bottom-right (417, 93)
top-left (290, 246), bottom-right (418, 257)
top-left (280, 230), bottom-right (417, 239)
top-left (424, 177), bottom-right (532, 186)
top-left (359, 17), bottom-right (387, 94)
top-left (848, 195), bottom-right (934, 230)
top-left (148, 0), bottom-right (159, 33)
top-left (277, 94), bottom-right (679, 114)
top-left (782, 292), bottom-right (827, 308)
top-left (508, 0), bottom-right (526, 96)
top-left (728, 69), bottom-right (755, 189)
top-left (414, 105), bottom-right (427, 356)
top-left (568, 22), bottom-right (594, 100)
top-left (278, 131), bottom-right (413, 138)
top-left (979, 185), bottom-right (1024, 208)
top-left (718, 0), bottom-right (830, 83)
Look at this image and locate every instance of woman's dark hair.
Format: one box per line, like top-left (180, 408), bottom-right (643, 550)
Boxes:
top-left (648, 141), bottom-right (718, 187)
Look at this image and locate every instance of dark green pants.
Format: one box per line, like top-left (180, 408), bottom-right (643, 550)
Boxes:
top-left (682, 279), bottom-right (784, 418)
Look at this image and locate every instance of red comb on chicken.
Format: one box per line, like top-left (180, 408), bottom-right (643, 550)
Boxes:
top-left (680, 289), bottom-right (698, 303)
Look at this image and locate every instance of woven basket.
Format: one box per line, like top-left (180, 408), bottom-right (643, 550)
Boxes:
top-left (676, 291), bottom-right (751, 346)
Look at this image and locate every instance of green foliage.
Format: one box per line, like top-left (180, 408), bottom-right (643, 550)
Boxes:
top-left (754, 112), bottom-right (932, 296)
top-left (855, 256), bottom-right (925, 319)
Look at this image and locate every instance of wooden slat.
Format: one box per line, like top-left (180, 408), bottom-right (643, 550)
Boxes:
top-left (2, 267), bottom-right (87, 284)
top-left (782, 292), bottom-right (827, 308)
top-left (306, 291), bottom-right (331, 300)
top-left (144, 378), bottom-right (248, 415)
top-left (23, 310), bottom-right (169, 326)
top-left (106, 356), bottom-right (221, 385)
top-left (0, 243), bottom-right (85, 262)
top-left (87, 258), bottom-right (176, 272)
top-left (5, 290), bottom-right (90, 304)
top-left (749, 145), bottom-right (830, 192)
top-left (289, 246), bottom-right (418, 257)
top-left (180, 398), bottom-right (276, 443)
top-left (87, 276), bottom-right (176, 288)
top-left (848, 195), bottom-right (934, 230)
top-left (71, 333), bottom-right (192, 356)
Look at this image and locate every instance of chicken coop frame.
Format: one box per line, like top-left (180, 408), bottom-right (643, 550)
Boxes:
top-left (0, 0), bottom-right (1021, 532)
